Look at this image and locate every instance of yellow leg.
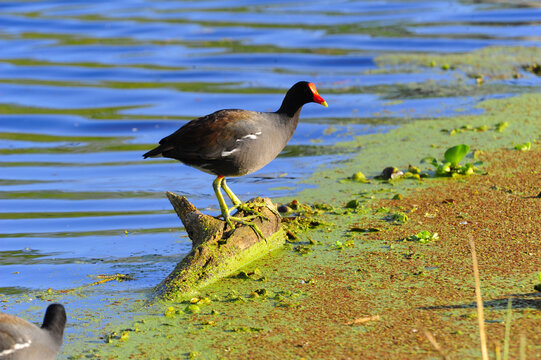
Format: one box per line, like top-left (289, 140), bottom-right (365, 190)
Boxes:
top-left (212, 176), bottom-right (266, 239)
top-left (213, 176), bottom-right (235, 230)
top-left (221, 178), bottom-right (241, 206)
top-left (221, 178), bottom-right (280, 220)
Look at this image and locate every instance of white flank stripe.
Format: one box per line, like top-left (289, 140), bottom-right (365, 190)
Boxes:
top-left (221, 148), bottom-right (239, 157)
top-left (0, 339), bottom-right (32, 356)
top-left (236, 132), bottom-right (262, 142)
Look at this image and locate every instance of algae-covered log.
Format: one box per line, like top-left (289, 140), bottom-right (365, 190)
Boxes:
top-left (153, 191), bottom-right (285, 302)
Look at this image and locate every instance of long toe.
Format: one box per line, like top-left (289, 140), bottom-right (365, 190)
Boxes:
top-left (235, 202), bottom-right (272, 221)
top-left (227, 216), bottom-right (266, 240)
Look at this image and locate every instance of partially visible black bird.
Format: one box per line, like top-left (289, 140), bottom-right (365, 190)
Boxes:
top-left (0, 303), bottom-right (66, 360)
top-left (144, 81), bottom-right (328, 235)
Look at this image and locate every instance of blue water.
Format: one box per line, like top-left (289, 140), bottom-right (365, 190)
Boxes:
top-left (0, 0), bottom-right (539, 355)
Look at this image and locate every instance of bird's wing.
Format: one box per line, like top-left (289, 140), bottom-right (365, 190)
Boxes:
top-left (158, 109), bottom-right (263, 160)
top-left (0, 322), bottom-right (32, 357)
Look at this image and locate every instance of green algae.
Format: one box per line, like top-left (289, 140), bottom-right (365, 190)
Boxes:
top-left (0, 102), bottom-right (150, 120)
top-left (0, 190), bottom-right (160, 200)
top-left (154, 227), bottom-right (287, 302)
top-left (0, 57), bottom-right (186, 71)
top-left (359, 80), bottom-right (534, 100)
top-left (26, 12), bottom-right (408, 44)
top-left (297, 92), bottom-right (541, 205)
top-left (0, 132), bottom-right (117, 143)
top-left (374, 46), bottom-right (541, 80)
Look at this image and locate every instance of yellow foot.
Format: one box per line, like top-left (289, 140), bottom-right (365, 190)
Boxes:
top-left (224, 215), bottom-right (266, 240)
top-left (232, 201), bottom-right (282, 221)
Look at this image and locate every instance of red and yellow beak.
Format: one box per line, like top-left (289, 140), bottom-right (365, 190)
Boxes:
top-left (308, 82), bottom-right (328, 107)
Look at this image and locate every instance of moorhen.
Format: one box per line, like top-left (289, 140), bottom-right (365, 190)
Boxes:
top-left (143, 81), bottom-right (328, 237)
top-left (0, 303), bottom-right (66, 360)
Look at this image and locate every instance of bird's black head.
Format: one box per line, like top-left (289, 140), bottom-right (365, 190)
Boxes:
top-left (41, 303), bottom-right (66, 343)
top-left (277, 81), bottom-right (328, 117)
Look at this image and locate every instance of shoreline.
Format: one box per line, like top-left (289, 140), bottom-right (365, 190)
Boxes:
top-left (61, 92), bottom-right (541, 359)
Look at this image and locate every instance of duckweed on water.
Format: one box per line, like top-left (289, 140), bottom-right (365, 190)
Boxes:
top-left (344, 240), bottom-right (355, 247)
top-left (375, 46), bottom-right (541, 80)
top-left (294, 244), bottom-right (312, 255)
top-left (330, 239), bottom-right (354, 250)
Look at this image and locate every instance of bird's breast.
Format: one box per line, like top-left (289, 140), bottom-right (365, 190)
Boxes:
top-left (222, 125), bottom-right (292, 176)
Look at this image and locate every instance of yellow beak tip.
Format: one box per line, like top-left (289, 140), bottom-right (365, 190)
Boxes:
top-left (321, 101), bottom-right (328, 108)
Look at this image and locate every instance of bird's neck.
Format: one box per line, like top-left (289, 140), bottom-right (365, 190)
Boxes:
top-left (276, 107), bottom-right (302, 141)
top-left (42, 319), bottom-right (65, 344)
top-left (276, 97), bottom-right (305, 118)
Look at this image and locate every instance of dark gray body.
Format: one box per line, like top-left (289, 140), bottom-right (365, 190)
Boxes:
top-left (143, 81), bottom-right (327, 177)
top-left (0, 305), bottom-right (65, 360)
top-left (143, 108), bottom-right (301, 177)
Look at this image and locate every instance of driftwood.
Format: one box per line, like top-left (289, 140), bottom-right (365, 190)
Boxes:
top-left (153, 191), bottom-right (285, 302)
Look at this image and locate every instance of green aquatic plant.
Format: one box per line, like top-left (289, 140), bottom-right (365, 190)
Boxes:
top-left (443, 122), bottom-right (508, 135)
top-left (514, 141), bottom-right (531, 151)
top-left (164, 306), bottom-right (182, 317)
top-left (405, 230), bottom-right (439, 244)
top-left (421, 144), bottom-right (481, 177)
top-left (184, 304), bottom-right (201, 314)
top-left (384, 211), bottom-right (409, 224)
top-left (444, 144), bottom-right (470, 164)
top-left (340, 171), bottom-right (370, 184)
top-left (495, 121), bottom-right (509, 132)
top-left (373, 165), bottom-right (428, 181)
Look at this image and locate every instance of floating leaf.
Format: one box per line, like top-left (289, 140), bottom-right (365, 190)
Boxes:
top-left (444, 144), bottom-right (470, 165)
